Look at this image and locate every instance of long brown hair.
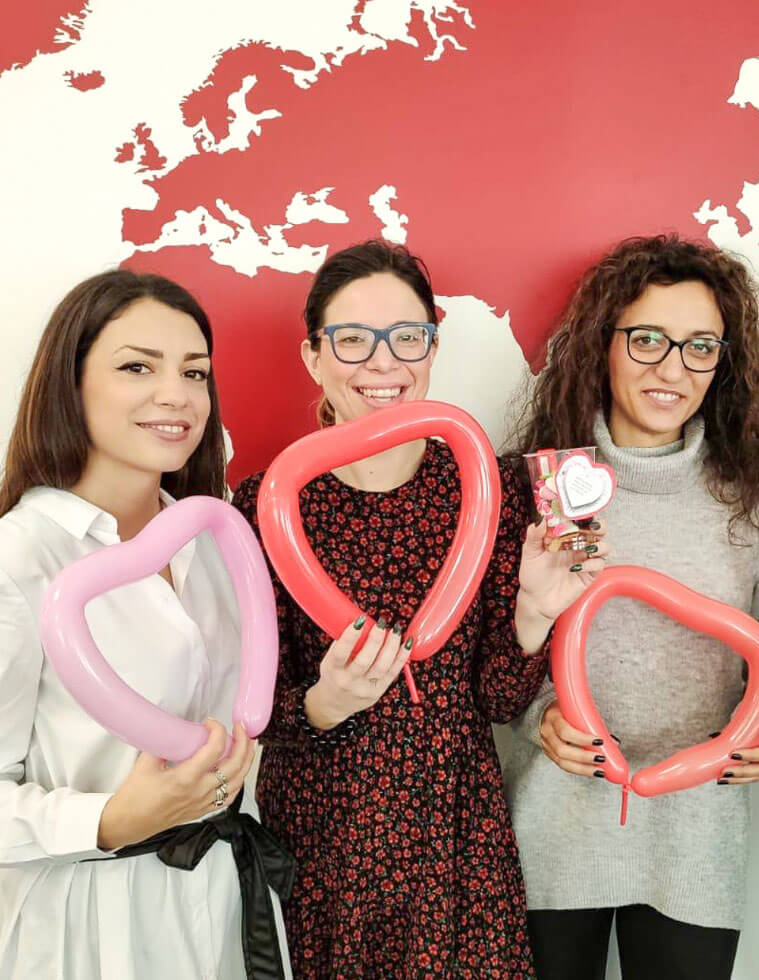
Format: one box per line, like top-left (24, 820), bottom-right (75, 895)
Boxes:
top-left (304, 239), bottom-right (438, 426)
top-left (0, 269), bottom-right (226, 517)
top-left (513, 235), bottom-right (759, 532)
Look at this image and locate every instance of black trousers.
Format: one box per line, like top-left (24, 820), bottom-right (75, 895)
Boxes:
top-left (528, 905), bottom-right (739, 980)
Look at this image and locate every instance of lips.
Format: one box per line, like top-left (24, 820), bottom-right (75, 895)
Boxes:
top-left (137, 420), bottom-right (192, 440)
top-left (354, 384), bottom-right (408, 406)
top-left (641, 389), bottom-right (685, 407)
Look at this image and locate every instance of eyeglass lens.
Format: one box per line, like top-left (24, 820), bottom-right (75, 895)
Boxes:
top-left (331, 324), bottom-right (431, 362)
top-left (627, 328), bottom-right (723, 371)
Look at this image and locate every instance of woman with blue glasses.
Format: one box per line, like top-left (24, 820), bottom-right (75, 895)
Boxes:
top-left (233, 239), bottom-right (609, 979)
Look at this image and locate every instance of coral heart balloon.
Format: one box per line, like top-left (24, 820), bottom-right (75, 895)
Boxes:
top-left (256, 400), bottom-right (501, 703)
top-left (552, 565), bottom-right (759, 825)
top-left (39, 497), bottom-right (278, 762)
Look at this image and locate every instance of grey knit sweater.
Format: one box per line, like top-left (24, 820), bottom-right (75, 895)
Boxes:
top-left (504, 412), bottom-right (759, 929)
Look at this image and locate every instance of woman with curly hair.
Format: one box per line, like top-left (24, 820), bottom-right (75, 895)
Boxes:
top-left (505, 235), bottom-right (759, 980)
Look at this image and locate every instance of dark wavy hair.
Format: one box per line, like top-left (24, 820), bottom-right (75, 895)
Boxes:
top-left (304, 239), bottom-right (438, 426)
top-left (514, 234), bottom-right (759, 534)
top-left (0, 269), bottom-right (227, 517)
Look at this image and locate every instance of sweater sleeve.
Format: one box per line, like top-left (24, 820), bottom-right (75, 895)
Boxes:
top-left (233, 473), bottom-right (318, 749)
top-left (0, 567), bottom-right (113, 864)
top-left (471, 457), bottom-right (550, 723)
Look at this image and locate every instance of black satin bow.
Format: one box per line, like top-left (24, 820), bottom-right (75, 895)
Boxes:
top-left (113, 792), bottom-right (295, 979)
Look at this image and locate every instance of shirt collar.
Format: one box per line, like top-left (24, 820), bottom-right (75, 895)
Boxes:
top-left (19, 487), bottom-right (197, 594)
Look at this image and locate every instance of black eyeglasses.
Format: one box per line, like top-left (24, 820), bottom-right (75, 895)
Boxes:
top-left (315, 322), bottom-right (437, 364)
top-left (613, 326), bottom-right (728, 373)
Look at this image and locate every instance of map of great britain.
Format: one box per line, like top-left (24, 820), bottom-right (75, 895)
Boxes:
top-left (1, 0), bottom-right (757, 482)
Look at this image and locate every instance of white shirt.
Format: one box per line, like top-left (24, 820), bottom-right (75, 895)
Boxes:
top-left (0, 487), bottom-right (291, 980)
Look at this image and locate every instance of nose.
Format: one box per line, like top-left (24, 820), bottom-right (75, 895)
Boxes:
top-left (364, 337), bottom-right (398, 371)
top-left (654, 344), bottom-right (686, 383)
top-left (152, 369), bottom-right (190, 407)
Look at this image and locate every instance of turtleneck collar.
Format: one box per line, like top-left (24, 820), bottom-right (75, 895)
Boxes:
top-left (592, 411), bottom-right (708, 494)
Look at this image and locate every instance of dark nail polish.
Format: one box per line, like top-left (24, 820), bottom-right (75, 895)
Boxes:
top-left (731, 752), bottom-right (743, 760)
top-left (584, 544), bottom-right (598, 554)
top-left (723, 771), bottom-right (735, 779)
top-left (594, 770), bottom-right (605, 778)
top-left (592, 738), bottom-right (604, 746)
top-left (708, 731), bottom-right (721, 739)
top-left (610, 733), bottom-right (621, 743)
top-left (404, 637), bottom-right (414, 650)
top-left (590, 521), bottom-right (601, 530)
top-left (353, 614), bottom-right (366, 630)
top-left (391, 623), bottom-right (403, 635)
top-left (376, 616), bottom-right (387, 630)
top-left (717, 778), bottom-right (730, 785)
top-left (570, 564), bottom-right (583, 572)
top-left (594, 755), bottom-right (606, 763)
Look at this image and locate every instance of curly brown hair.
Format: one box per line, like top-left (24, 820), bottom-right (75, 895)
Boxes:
top-left (513, 234), bottom-right (759, 533)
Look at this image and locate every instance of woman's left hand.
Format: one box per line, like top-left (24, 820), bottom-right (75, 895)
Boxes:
top-left (514, 517), bottom-right (610, 653)
top-left (719, 746), bottom-right (759, 784)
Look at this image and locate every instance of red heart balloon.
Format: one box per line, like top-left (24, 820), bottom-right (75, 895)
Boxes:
top-left (552, 565), bottom-right (759, 825)
top-left (256, 400), bottom-right (501, 703)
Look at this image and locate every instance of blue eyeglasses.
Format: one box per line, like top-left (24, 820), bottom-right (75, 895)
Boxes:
top-left (314, 322), bottom-right (437, 364)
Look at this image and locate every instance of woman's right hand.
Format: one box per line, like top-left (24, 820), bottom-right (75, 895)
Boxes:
top-left (304, 616), bottom-right (411, 730)
top-left (540, 701), bottom-right (608, 778)
top-left (97, 720), bottom-right (257, 850)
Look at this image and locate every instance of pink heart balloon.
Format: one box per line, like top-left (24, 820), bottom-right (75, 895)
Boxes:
top-left (552, 565), bottom-right (759, 825)
top-left (39, 496), bottom-right (278, 762)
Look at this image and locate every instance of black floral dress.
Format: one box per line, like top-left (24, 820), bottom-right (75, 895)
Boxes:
top-left (233, 441), bottom-right (547, 979)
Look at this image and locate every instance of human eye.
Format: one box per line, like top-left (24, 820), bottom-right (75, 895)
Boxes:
top-left (630, 329), bottom-right (665, 349)
top-left (118, 361), bottom-right (151, 374)
top-left (687, 338), bottom-right (719, 358)
top-left (394, 324), bottom-right (426, 344)
top-left (333, 326), bottom-right (370, 346)
top-left (184, 367), bottom-right (209, 381)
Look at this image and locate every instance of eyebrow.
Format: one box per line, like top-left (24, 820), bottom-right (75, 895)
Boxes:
top-left (114, 345), bottom-right (210, 360)
top-left (631, 324), bottom-right (722, 339)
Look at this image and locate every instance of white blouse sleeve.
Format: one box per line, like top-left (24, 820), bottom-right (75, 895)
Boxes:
top-left (0, 566), bottom-right (114, 864)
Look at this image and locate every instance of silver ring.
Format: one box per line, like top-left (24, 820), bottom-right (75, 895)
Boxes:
top-left (214, 784), bottom-right (228, 808)
top-left (212, 768), bottom-right (227, 788)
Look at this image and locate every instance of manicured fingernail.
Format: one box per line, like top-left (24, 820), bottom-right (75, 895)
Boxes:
top-left (584, 544), bottom-right (598, 554)
top-left (392, 623), bottom-right (403, 635)
top-left (594, 755), bottom-right (606, 763)
top-left (708, 731), bottom-right (721, 739)
top-left (610, 733), bottom-right (621, 743)
top-left (723, 771), bottom-right (735, 779)
top-left (376, 616), bottom-right (387, 630)
top-left (717, 778), bottom-right (730, 785)
top-left (590, 521), bottom-right (601, 530)
top-left (570, 564), bottom-right (583, 572)
top-left (592, 738), bottom-right (604, 746)
top-left (594, 770), bottom-right (605, 778)
top-left (404, 637), bottom-right (414, 650)
top-left (731, 752), bottom-right (743, 760)
top-left (353, 615), bottom-right (366, 629)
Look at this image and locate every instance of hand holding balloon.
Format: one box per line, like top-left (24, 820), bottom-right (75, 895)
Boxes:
top-left (539, 701), bottom-right (610, 778)
top-left (97, 721), bottom-right (257, 851)
top-left (716, 744), bottom-right (759, 785)
top-left (304, 619), bottom-right (410, 729)
top-left (515, 517), bottom-right (609, 653)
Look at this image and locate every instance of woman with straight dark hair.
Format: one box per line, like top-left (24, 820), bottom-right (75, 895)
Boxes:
top-left (505, 235), bottom-right (759, 980)
top-left (0, 270), bottom-right (292, 979)
top-left (233, 239), bottom-right (609, 978)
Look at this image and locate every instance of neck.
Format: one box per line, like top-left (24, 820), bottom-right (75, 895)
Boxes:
top-left (70, 456), bottom-right (162, 540)
top-left (332, 438), bottom-right (427, 491)
top-left (608, 405), bottom-right (683, 449)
